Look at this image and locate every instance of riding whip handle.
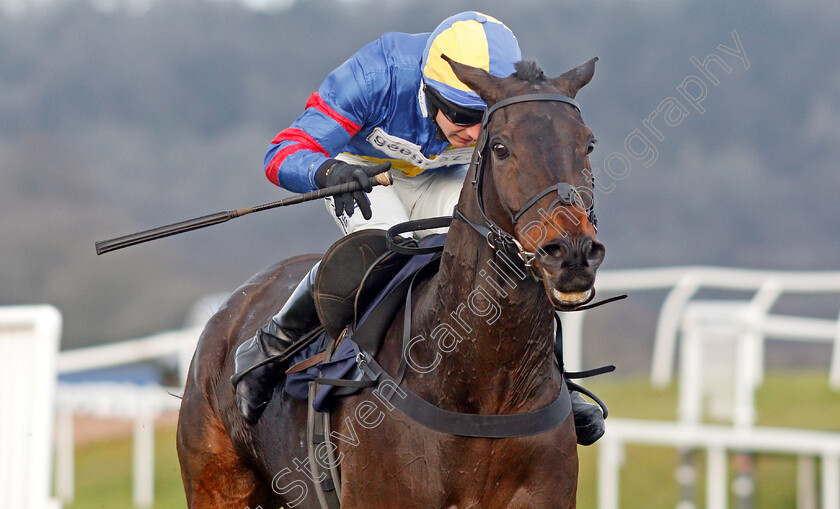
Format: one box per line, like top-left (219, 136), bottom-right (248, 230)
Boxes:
top-left (95, 163), bottom-right (393, 255)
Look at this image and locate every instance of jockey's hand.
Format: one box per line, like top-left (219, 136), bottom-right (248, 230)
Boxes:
top-left (314, 159), bottom-right (381, 220)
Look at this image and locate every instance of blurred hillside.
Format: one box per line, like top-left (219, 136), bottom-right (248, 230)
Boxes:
top-left (1, 0), bottom-right (839, 352)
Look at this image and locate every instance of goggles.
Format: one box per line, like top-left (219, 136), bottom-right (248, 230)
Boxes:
top-left (425, 86), bottom-right (484, 127)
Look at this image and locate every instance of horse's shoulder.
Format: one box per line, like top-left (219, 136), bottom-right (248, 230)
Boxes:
top-left (191, 254), bottom-right (322, 403)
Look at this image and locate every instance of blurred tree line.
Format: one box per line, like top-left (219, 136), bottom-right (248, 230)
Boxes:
top-left (1, 0), bottom-right (838, 368)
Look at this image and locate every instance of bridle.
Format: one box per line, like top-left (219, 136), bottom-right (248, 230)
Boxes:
top-left (453, 93), bottom-right (597, 273)
top-left (355, 90), bottom-right (621, 450)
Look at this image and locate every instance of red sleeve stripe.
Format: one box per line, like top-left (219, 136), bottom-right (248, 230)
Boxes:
top-left (270, 127), bottom-right (329, 151)
top-left (265, 143), bottom-right (303, 186)
top-left (266, 128), bottom-right (329, 186)
top-left (305, 92), bottom-right (362, 136)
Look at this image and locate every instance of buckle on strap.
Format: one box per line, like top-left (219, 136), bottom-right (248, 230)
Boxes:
top-left (356, 351), bottom-right (381, 382)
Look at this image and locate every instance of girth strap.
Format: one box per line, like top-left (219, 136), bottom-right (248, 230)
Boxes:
top-left (354, 350), bottom-right (572, 438)
top-left (307, 382), bottom-right (341, 509)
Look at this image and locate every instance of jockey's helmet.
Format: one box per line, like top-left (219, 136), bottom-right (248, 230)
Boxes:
top-left (421, 11), bottom-right (522, 113)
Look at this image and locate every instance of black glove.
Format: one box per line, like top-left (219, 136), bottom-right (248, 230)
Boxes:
top-left (314, 159), bottom-right (385, 220)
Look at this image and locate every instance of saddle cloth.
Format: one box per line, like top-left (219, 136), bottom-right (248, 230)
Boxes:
top-left (285, 234), bottom-right (445, 411)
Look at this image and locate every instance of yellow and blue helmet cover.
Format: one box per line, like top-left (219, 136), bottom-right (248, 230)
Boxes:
top-left (422, 11), bottom-right (522, 110)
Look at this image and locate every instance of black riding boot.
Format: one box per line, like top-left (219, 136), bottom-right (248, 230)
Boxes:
top-left (570, 390), bottom-right (605, 446)
top-left (231, 263), bottom-right (320, 425)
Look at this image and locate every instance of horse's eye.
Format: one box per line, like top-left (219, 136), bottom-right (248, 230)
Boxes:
top-left (492, 142), bottom-right (509, 159)
top-left (586, 140), bottom-right (596, 155)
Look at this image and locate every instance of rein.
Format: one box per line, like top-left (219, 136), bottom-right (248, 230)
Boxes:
top-left (454, 93), bottom-right (597, 273)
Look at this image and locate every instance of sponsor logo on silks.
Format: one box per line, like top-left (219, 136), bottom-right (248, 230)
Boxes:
top-left (365, 127), bottom-right (473, 177)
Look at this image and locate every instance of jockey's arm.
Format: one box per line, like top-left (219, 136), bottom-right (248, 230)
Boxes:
top-left (264, 42), bottom-right (383, 193)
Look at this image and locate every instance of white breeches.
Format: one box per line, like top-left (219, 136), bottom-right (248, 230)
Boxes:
top-left (324, 160), bottom-right (467, 239)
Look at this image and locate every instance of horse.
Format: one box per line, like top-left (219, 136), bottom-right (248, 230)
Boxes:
top-left (177, 55), bottom-right (604, 509)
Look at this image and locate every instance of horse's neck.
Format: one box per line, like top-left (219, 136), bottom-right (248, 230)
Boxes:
top-left (412, 219), bottom-right (559, 411)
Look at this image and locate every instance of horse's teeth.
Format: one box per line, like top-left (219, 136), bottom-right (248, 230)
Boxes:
top-left (552, 289), bottom-right (590, 304)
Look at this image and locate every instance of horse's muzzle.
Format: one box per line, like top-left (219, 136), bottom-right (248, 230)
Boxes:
top-left (536, 236), bottom-right (605, 309)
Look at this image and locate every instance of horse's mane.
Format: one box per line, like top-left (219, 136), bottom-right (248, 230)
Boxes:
top-left (514, 60), bottom-right (547, 84)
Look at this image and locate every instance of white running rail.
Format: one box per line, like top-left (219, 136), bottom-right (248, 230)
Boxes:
top-left (0, 305), bottom-right (63, 509)
top-left (559, 266), bottom-right (840, 388)
top-left (580, 266), bottom-right (840, 509)
top-left (598, 419), bottom-right (840, 509)
top-left (54, 325), bottom-right (202, 508)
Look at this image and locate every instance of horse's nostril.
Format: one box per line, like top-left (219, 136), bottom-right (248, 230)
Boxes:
top-left (541, 243), bottom-right (564, 259)
top-left (538, 237), bottom-right (604, 270)
top-left (587, 240), bottom-right (606, 269)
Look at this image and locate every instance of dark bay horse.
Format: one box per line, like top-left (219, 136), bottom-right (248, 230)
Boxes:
top-left (177, 56), bottom-right (603, 508)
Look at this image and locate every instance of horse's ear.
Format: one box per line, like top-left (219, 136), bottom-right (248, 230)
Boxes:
top-left (550, 57), bottom-right (598, 98)
top-left (442, 54), bottom-right (505, 105)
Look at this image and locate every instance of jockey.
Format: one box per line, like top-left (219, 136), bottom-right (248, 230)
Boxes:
top-left (231, 11), bottom-right (605, 445)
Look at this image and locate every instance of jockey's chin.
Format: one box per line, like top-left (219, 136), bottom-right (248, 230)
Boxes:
top-left (435, 111), bottom-right (481, 148)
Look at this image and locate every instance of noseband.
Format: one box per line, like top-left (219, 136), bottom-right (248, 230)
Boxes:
top-left (454, 93), bottom-right (597, 271)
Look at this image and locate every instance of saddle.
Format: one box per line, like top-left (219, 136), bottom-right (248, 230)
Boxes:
top-left (285, 231), bottom-right (446, 405)
top-left (313, 229), bottom-right (411, 341)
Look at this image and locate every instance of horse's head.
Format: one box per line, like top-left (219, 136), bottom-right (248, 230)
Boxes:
top-left (447, 56), bottom-right (605, 310)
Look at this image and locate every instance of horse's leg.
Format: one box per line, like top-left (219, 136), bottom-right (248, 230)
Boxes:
top-left (487, 416), bottom-right (579, 509)
top-left (177, 374), bottom-right (270, 508)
